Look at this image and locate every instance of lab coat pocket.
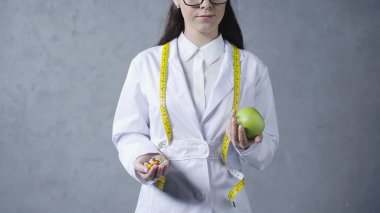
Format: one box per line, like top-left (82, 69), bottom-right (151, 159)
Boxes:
top-left (150, 158), bottom-right (210, 212)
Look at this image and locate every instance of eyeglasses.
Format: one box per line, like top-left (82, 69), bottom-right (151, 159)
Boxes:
top-left (183, 0), bottom-right (228, 7)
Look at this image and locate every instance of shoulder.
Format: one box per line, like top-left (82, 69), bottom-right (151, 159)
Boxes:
top-left (224, 40), bottom-right (268, 71)
top-left (225, 41), bottom-right (269, 82)
top-left (238, 48), bottom-right (269, 83)
top-left (234, 46), bottom-right (269, 83)
top-left (239, 48), bottom-right (268, 71)
top-left (131, 45), bottom-right (163, 66)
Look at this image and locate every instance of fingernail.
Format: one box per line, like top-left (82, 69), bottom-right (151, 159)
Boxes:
top-left (144, 168), bottom-right (148, 173)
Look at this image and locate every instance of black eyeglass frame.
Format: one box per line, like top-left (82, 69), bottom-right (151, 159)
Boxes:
top-left (182, 0), bottom-right (228, 7)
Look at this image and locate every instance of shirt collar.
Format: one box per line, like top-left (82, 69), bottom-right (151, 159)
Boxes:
top-left (178, 32), bottom-right (225, 66)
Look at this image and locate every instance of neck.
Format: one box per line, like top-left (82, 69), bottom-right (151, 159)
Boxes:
top-left (183, 28), bottom-right (219, 47)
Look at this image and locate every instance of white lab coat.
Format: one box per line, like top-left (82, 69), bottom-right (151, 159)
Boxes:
top-left (112, 38), bottom-right (279, 213)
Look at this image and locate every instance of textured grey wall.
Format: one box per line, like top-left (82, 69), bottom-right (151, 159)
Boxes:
top-left (1, 0), bottom-right (379, 212)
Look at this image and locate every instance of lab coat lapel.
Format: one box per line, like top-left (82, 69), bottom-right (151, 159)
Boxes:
top-left (201, 43), bottom-right (236, 124)
top-left (167, 39), bottom-right (204, 139)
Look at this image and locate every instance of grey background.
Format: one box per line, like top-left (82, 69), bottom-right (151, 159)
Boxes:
top-left (1, 0), bottom-right (379, 212)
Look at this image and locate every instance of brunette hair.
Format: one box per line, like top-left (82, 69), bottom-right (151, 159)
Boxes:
top-left (158, 0), bottom-right (244, 49)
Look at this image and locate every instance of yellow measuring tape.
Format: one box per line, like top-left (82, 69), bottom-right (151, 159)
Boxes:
top-left (159, 42), bottom-right (173, 144)
top-left (157, 42), bottom-right (245, 203)
top-left (221, 44), bottom-right (246, 203)
top-left (155, 42), bottom-right (172, 190)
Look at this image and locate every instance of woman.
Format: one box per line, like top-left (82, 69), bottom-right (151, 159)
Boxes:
top-left (112, 0), bottom-right (279, 212)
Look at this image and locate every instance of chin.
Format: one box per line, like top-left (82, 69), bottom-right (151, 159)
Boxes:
top-left (195, 25), bottom-right (218, 34)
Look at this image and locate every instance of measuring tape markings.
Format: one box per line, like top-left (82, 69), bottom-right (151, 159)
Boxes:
top-left (155, 42), bottom-right (171, 190)
top-left (221, 45), bottom-right (246, 203)
top-left (159, 43), bottom-right (173, 145)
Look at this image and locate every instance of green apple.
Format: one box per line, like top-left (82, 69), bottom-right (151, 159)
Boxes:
top-left (236, 107), bottom-right (265, 139)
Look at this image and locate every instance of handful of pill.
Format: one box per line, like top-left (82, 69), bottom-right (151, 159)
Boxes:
top-left (144, 158), bottom-right (165, 169)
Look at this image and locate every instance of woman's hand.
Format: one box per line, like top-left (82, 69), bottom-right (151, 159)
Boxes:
top-left (134, 153), bottom-right (169, 181)
top-left (227, 109), bottom-right (263, 150)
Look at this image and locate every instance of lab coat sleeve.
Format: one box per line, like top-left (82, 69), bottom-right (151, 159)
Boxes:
top-left (112, 59), bottom-right (159, 184)
top-left (235, 66), bottom-right (280, 170)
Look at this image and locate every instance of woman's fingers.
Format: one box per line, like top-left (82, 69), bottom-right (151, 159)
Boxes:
top-left (255, 135), bottom-right (263, 143)
top-left (230, 109), bottom-right (238, 144)
top-left (231, 109), bottom-right (249, 149)
top-left (135, 162), bottom-right (149, 174)
top-left (140, 160), bottom-right (170, 181)
top-left (162, 160), bottom-right (169, 176)
top-left (155, 164), bottom-right (164, 179)
top-left (144, 164), bottom-right (158, 180)
top-left (134, 153), bottom-right (170, 181)
top-left (238, 125), bottom-right (249, 149)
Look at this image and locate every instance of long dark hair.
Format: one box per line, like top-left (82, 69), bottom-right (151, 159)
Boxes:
top-left (158, 1), bottom-right (244, 49)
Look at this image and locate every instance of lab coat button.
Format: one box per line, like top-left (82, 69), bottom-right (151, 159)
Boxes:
top-left (200, 144), bottom-right (207, 154)
top-left (194, 190), bottom-right (205, 201)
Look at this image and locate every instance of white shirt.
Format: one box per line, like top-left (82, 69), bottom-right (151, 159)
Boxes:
top-left (177, 32), bottom-right (225, 122)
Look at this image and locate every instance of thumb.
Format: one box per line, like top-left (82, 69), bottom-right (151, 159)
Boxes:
top-left (255, 135), bottom-right (263, 143)
top-left (134, 161), bottom-right (149, 174)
